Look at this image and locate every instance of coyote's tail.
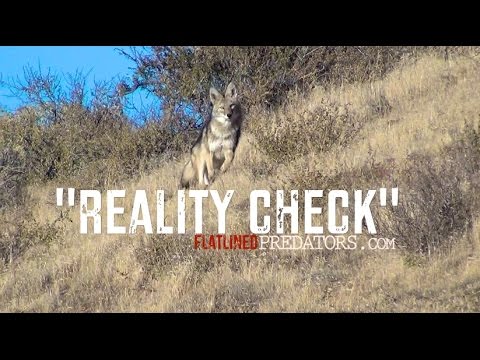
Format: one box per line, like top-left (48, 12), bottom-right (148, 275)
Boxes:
top-left (180, 160), bottom-right (195, 189)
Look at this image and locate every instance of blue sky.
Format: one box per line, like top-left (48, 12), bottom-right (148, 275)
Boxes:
top-left (0, 46), bottom-right (156, 117)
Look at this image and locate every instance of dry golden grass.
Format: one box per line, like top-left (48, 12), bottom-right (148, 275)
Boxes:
top-left (1, 52), bottom-right (480, 312)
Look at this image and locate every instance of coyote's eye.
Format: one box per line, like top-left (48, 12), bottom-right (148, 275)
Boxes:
top-left (230, 104), bottom-right (235, 110)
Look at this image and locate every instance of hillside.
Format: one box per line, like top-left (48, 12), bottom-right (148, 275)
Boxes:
top-left (1, 52), bottom-right (479, 312)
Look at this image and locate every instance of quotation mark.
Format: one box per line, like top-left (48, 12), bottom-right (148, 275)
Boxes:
top-left (56, 188), bottom-right (76, 207)
top-left (379, 187), bottom-right (398, 207)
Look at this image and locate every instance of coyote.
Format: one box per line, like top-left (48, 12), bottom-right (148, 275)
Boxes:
top-left (180, 82), bottom-right (243, 188)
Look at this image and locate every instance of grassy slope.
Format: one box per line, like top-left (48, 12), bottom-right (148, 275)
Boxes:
top-left (1, 54), bottom-right (479, 312)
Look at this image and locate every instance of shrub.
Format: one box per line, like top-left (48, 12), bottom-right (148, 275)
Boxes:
top-left (0, 147), bottom-right (27, 210)
top-left (380, 121), bottom-right (480, 255)
top-left (121, 46), bottom-right (439, 123)
top-left (285, 120), bottom-right (480, 257)
top-left (385, 153), bottom-right (472, 255)
top-left (0, 106), bottom-right (192, 193)
top-left (0, 210), bottom-right (70, 266)
top-left (254, 99), bottom-right (361, 164)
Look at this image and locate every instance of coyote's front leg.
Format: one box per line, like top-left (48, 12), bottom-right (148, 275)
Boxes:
top-left (220, 149), bottom-right (234, 173)
top-left (206, 152), bottom-right (215, 181)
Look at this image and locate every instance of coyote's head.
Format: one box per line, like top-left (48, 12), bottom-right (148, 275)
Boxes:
top-left (209, 82), bottom-right (241, 124)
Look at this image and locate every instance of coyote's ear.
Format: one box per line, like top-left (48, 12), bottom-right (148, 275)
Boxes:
top-left (225, 82), bottom-right (237, 100)
top-left (209, 87), bottom-right (221, 104)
